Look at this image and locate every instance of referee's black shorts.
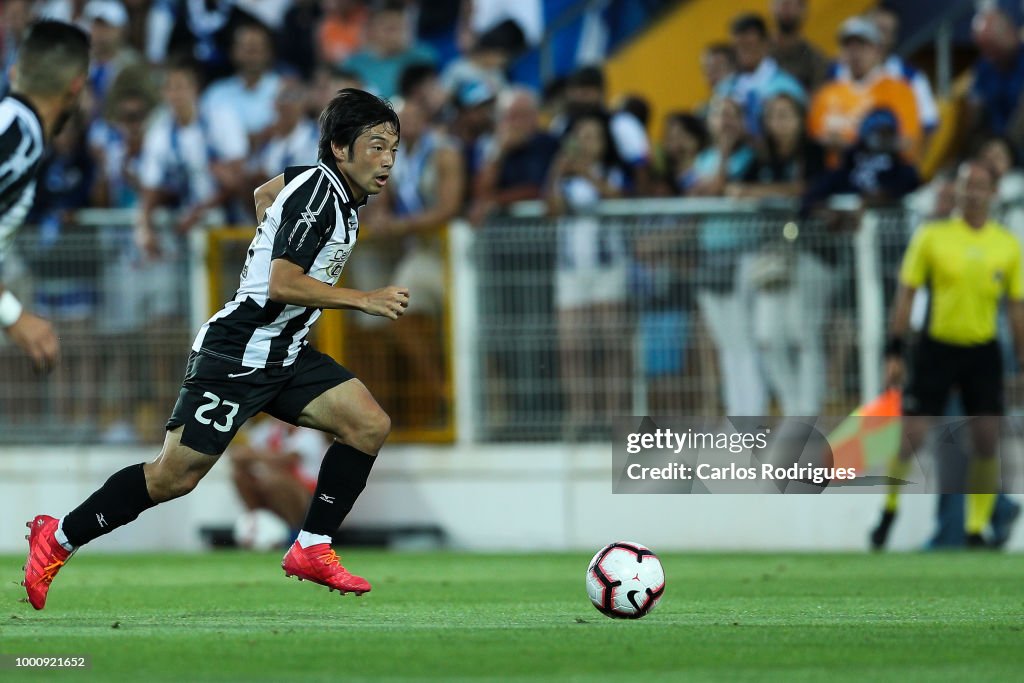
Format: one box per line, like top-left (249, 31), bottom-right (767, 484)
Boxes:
top-left (902, 335), bottom-right (1003, 416)
top-left (165, 347), bottom-right (355, 455)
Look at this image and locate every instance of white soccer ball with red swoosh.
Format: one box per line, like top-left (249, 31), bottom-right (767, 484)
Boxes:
top-left (585, 541), bottom-right (665, 619)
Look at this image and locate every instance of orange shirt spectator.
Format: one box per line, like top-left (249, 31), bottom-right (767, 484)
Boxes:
top-left (808, 73), bottom-right (921, 158)
top-left (317, 0), bottom-right (367, 64)
top-left (808, 16), bottom-right (922, 166)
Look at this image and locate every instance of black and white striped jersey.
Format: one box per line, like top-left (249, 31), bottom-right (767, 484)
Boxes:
top-left (193, 162), bottom-right (366, 368)
top-left (0, 93), bottom-right (45, 270)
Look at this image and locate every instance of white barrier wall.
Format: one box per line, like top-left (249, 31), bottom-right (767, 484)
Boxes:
top-left (3, 443), bottom-right (1017, 553)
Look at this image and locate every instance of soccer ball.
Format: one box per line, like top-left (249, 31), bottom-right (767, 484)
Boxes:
top-left (233, 510), bottom-right (291, 550)
top-left (585, 541), bottom-right (665, 619)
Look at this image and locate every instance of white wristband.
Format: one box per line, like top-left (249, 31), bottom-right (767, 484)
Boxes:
top-left (0, 290), bottom-right (24, 328)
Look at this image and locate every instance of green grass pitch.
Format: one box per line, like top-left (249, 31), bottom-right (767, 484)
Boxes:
top-left (2, 551), bottom-right (1023, 682)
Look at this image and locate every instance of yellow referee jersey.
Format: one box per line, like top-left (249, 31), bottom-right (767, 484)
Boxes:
top-left (899, 217), bottom-right (1024, 345)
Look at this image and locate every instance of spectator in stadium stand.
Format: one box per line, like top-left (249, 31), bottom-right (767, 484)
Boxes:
top-left (441, 20), bottom-right (521, 98)
top-left (728, 90), bottom-right (833, 416)
top-left (118, 0), bottom-right (152, 57)
top-left (967, 6), bottom-right (1024, 146)
top-left (342, 0), bottom-right (438, 99)
top-left (88, 69), bottom-right (180, 445)
top-left (861, 6), bottom-right (940, 147)
top-left (202, 21), bottom-right (282, 156)
top-left (0, 0), bottom-right (33, 92)
top-left (359, 96), bottom-right (463, 428)
top-left (716, 13), bottom-right (805, 138)
top-left (698, 42), bottom-right (737, 117)
top-left (770, 0), bottom-right (828, 92)
top-left (805, 107), bottom-right (920, 209)
top-left (229, 417), bottom-right (329, 533)
top-left (546, 107), bottom-right (629, 438)
top-left (89, 66), bottom-right (156, 210)
top-left (450, 79), bottom-right (498, 205)
top-left (652, 112), bottom-right (708, 196)
top-left (82, 0), bottom-right (141, 118)
top-left (469, 86), bottom-right (560, 224)
top-left (26, 111), bottom-right (99, 428)
top-left (146, 0), bottom-right (257, 81)
top-left (975, 136), bottom-right (1024, 242)
top-left (315, 0), bottom-right (368, 69)
top-left (254, 78), bottom-right (320, 188)
top-left (136, 57), bottom-right (247, 248)
top-left (458, 0), bottom-right (542, 53)
top-left (553, 65), bottom-right (652, 194)
top-left (274, 0), bottom-right (318, 80)
top-left (807, 16), bottom-right (921, 168)
top-left (688, 96), bottom-right (767, 417)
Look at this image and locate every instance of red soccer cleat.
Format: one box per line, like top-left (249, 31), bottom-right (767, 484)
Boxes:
top-left (281, 541), bottom-right (371, 595)
top-left (22, 515), bottom-right (73, 610)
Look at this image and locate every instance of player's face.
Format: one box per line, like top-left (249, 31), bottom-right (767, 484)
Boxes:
top-left (334, 123), bottom-right (400, 200)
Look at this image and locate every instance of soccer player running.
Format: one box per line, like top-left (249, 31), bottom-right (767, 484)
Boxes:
top-left (0, 21), bottom-right (90, 373)
top-left (870, 161), bottom-right (1024, 549)
top-left (23, 89), bottom-right (408, 609)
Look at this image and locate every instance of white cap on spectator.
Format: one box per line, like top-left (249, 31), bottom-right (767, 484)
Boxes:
top-left (83, 0), bottom-right (128, 28)
top-left (838, 16), bottom-right (881, 44)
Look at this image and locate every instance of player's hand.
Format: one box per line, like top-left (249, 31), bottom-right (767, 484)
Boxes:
top-left (5, 311), bottom-right (60, 374)
top-left (884, 356), bottom-right (904, 390)
top-left (360, 286), bottom-right (410, 320)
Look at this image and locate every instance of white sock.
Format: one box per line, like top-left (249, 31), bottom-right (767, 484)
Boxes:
top-left (55, 517), bottom-right (75, 552)
top-left (296, 531), bottom-right (332, 548)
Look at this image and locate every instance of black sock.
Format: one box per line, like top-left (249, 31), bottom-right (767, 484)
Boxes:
top-left (301, 443), bottom-right (376, 537)
top-left (61, 463), bottom-right (156, 547)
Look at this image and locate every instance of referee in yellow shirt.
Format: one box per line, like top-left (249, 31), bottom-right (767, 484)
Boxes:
top-left (871, 160), bottom-right (1024, 549)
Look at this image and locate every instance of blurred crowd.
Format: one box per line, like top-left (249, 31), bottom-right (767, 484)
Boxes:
top-left (4, 0), bottom-right (1024, 440)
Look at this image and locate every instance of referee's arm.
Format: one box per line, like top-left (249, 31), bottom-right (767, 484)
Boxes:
top-left (884, 228), bottom-right (929, 388)
top-left (1006, 245), bottom-right (1024, 368)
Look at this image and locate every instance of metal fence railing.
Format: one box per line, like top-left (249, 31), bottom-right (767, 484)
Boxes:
top-left (6, 200), bottom-right (1022, 446)
top-left (0, 210), bottom-right (191, 444)
top-left (471, 199), bottom-right (920, 442)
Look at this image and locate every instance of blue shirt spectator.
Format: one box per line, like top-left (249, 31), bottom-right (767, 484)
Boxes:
top-left (342, 1), bottom-right (437, 99)
top-left (716, 13), bottom-right (805, 136)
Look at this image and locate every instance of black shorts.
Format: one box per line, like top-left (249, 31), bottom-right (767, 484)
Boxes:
top-left (166, 347), bottom-right (355, 455)
top-left (902, 336), bottom-right (1003, 416)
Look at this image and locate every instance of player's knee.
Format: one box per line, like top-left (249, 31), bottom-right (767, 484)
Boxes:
top-left (346, 406), bottom-right (391, 454)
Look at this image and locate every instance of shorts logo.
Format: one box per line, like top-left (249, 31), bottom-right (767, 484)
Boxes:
top-left (227, 368), bottom-right (257, 379)
top-left (318, 493), bottom-right (335, 504)
top-left (96, 513), bottom-right (107, 528)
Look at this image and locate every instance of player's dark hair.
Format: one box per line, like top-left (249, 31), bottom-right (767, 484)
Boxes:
top-left (14, 20), bottom-right (90, 96)
top-left (318, 88), bottom-right (400, 162)
top-left (398, 62), bottom-right (438, 100)
top-left (730, 13), bottom-right (769, 39)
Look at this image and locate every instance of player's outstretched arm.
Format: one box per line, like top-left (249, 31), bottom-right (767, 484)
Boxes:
top-left (255, 174), bottom-right (285, 222)
top-left (0, 285), bottom-right (59, 373)
top-left (268, 258), bottom-right (409, 319)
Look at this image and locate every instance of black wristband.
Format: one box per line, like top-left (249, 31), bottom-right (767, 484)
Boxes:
top-left (884, 336), bottom-right (905, 358)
